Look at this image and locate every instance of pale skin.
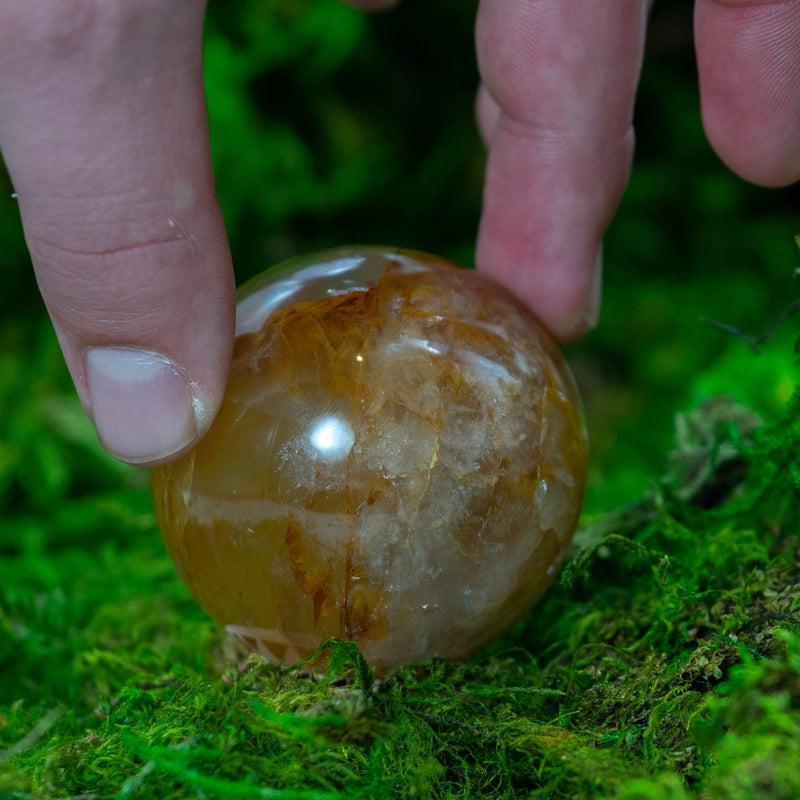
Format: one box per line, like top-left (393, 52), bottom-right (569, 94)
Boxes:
top-left (0, 0), bottom-right (798, 466)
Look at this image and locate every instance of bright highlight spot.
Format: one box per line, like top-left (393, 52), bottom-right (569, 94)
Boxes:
top-left (308, 415), bottom-right (355, 464)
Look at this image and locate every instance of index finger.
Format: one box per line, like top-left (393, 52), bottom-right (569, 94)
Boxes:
top-left (475, 0), bottom-right (649, 341)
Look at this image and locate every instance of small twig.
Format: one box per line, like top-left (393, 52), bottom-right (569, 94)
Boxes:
top-left (702, 297), bottom-right (800, 353)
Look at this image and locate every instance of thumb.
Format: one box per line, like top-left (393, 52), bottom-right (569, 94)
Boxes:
top-left (0, 0), bottom-right (234, 465)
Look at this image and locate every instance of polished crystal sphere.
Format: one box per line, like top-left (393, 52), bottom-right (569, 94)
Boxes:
top-left (151, 247), bottom-right (588, 672)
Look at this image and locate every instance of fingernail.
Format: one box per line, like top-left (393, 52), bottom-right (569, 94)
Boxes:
top-left (85, 347), bottom-right (200, 464)
top-left (581, 245), bottom-right (603, 331)
top-left (559, 246), bottom-right (603, 341)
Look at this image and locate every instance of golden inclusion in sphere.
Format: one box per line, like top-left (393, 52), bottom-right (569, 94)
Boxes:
top-left (151, 247), bottom-right (588, 672)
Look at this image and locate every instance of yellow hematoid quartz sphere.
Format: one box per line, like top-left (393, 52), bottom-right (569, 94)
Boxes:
top-left (151, 247), bottom-right (588, 672)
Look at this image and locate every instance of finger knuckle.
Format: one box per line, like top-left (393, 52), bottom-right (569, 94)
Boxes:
top-left (29, 235), bottom-right (184, 340)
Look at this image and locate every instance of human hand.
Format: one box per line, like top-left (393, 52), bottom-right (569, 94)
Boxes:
top-left (473, 0), bottom-right (800, 341)
top-left (1, 1), bottom-right (797, 468)
top-left (0, 1), bottom-right (234, 467)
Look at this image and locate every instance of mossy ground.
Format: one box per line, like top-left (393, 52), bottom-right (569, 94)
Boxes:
top-left (0, 324), bottom-right (800, 798)
top-left (2, 322), bottom-right (800, 798)
top-left (2, 1), bottom-right (800, 797)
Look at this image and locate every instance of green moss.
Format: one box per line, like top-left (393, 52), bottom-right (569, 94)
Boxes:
top-left (2, 2), bottom-right (800, 796)
top-left (1, 338), bottom-right (799, 798)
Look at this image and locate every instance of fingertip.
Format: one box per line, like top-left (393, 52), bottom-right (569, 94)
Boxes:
top-left (71, 269), bottom-right (233, 468)
top-left (84, 347), bottom-right (200, 466)
top-left (703, 116), bottom-right (800, 189)
top-left (474, 0), bottom-right (644, 343)
top-left (695, 0), bottom-right (800, 188)
top-left (477, 229), bottom-right (604, 344)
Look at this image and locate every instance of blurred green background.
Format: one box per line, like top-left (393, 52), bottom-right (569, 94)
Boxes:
top-left (1, 2), bottom-right (799, 796)
top-left (1, 0), bottom-right (798, 523)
